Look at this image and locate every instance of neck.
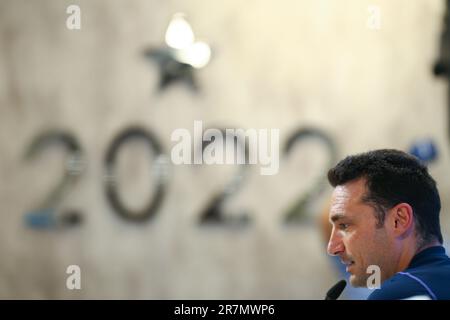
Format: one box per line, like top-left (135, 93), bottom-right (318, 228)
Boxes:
top-left (396, 240), bottom-right (441, 273)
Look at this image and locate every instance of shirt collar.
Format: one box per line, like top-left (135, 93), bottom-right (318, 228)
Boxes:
top-left (408, 245), bottom-right (446, 269)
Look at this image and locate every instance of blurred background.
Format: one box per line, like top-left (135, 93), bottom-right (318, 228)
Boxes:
top-left (0, 0), bottom-right (450, 299)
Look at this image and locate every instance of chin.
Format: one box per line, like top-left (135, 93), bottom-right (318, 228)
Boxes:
top-left (349, 274), bottom-right (367, 288)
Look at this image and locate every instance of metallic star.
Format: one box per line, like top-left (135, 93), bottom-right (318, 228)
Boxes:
top-left (144, 13), bottom-right (211, 92)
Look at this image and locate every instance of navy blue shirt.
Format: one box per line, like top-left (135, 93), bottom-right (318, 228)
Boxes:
top-left (368, 246), bottom-right (450, 300)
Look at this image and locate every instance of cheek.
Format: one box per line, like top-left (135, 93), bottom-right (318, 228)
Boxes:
top-left (353, 228), bottom-right (389, 265)
top-left (344, 229), bottom-right (376, 258)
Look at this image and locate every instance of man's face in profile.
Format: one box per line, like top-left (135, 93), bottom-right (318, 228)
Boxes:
top-left (327, 178), bottom-right (396, 287)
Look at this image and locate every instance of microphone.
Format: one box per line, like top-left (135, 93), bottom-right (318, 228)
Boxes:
top-left (325, 280), bottom-right (347, 300)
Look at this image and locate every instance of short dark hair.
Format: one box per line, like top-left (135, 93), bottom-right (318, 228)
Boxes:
top-left (328, 149), bottom-right (443, 246)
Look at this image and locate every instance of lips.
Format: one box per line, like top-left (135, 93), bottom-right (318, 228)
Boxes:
top-left (340, 259), bottom-right (354, 266)
top-left (341, 259), bottom-right (355, 272)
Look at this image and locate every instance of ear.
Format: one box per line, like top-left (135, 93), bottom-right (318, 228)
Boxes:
top-left (389, 203), bottom-right (414, 239)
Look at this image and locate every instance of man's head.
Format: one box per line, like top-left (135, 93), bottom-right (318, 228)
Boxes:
top-left (326, 149), bottom-right (442, 287)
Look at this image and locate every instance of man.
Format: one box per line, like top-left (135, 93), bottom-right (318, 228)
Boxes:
top-left (326, 149), bottom-right (450, 300)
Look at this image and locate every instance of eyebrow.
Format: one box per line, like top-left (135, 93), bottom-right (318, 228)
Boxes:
top-left (330, 213), bottom-right (346, 223)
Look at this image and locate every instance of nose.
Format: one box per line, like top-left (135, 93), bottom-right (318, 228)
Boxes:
top-left (327, 228), bottom-right (345, 256)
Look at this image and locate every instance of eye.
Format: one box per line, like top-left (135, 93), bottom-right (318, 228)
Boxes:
top-left (339, 223), bottom-right (349, 230)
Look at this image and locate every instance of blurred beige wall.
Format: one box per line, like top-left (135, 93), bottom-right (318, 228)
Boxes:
top-left (0, 0), bottom-right (449, 298)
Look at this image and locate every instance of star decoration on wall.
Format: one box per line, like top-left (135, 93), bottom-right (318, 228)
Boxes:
top-left (144, 13), bottom-right (212, 92)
